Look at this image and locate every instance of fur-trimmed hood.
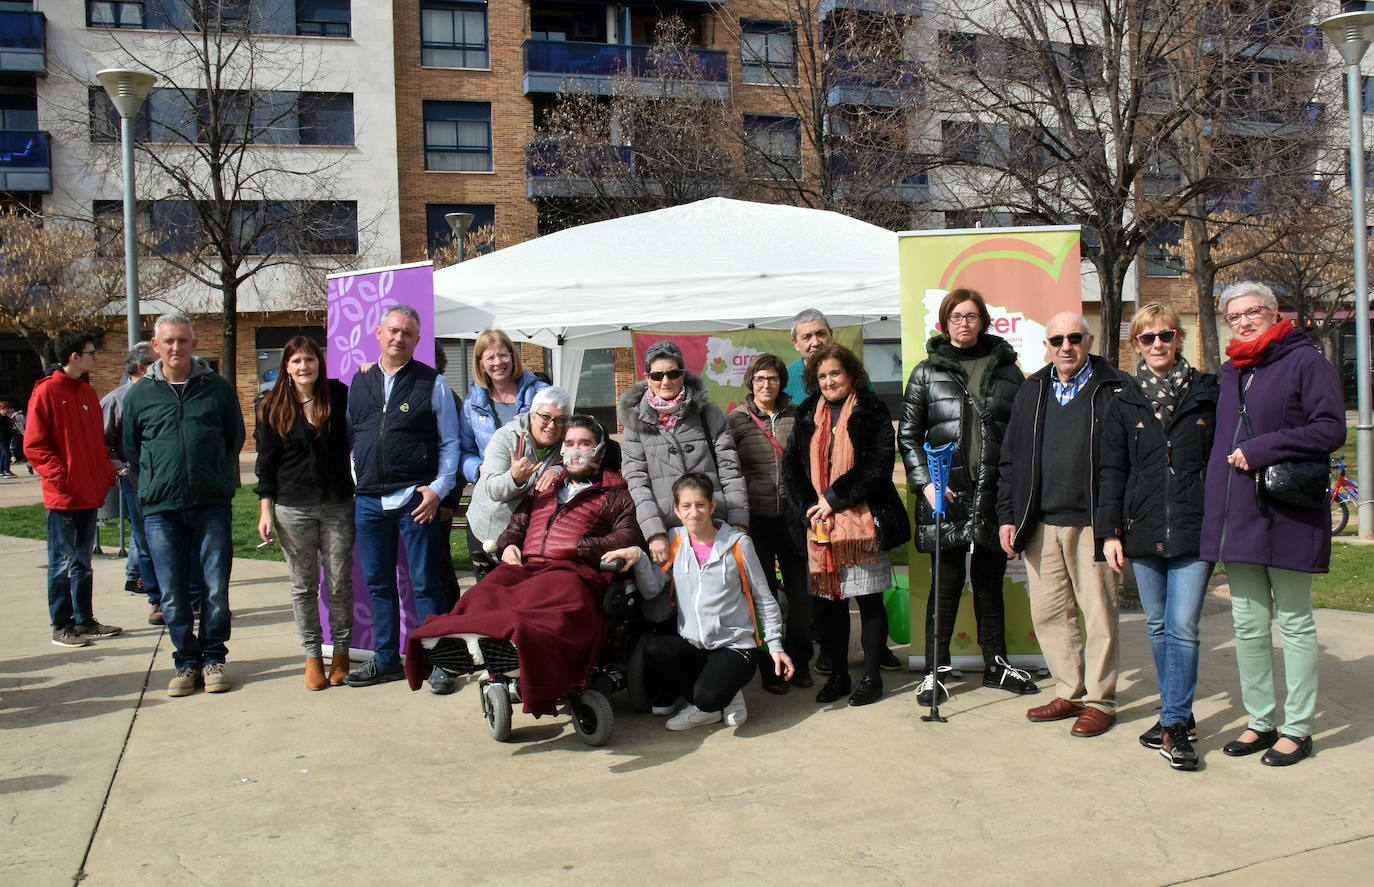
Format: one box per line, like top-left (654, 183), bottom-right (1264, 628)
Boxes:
top-left (616, 371), bottom-right (713, 431)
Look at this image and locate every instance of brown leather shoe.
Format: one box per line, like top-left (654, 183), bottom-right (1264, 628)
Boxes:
top-left (305, 656), bottom-right (327, 691)
top-left (1070, 707), bottom-right (1116, 737)
top-left (327, 653), bottom-right (350, 686)
top-left (1026, 697), bottom-right (1084, 722)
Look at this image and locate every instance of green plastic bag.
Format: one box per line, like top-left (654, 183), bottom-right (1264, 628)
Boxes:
top-left (883, 572), bottom-right (911, 645)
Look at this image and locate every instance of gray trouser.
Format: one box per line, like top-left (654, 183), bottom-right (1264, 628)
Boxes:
top-left (274, 500), bottom-right (355, 658)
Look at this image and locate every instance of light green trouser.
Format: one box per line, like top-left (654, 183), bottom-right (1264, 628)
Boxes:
top-left (1226, 563), bottom-right (1318, 738)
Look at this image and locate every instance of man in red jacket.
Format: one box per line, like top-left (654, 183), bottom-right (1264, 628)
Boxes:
top-left (26, 330), bottom-right (120, 647)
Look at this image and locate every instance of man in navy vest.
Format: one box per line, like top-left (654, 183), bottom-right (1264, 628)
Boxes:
top-left (345, 305), bottom-right (462, 692)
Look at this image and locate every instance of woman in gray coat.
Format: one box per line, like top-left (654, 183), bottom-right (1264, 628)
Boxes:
top-left (618, 340), bottom-right (749, 565)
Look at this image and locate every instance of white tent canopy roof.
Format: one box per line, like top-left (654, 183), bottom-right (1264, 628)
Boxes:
top-left (431, 197), bottom-right (902, 356)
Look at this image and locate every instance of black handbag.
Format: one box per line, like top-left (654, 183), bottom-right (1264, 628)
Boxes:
top-left (1237, 374), bottom-right (1329, 509)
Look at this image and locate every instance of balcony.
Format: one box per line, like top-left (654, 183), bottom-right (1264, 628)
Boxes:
top-left (522, 40), bottom-right (728, 99)
top-left (829, 149), bottom-right (929, 201)
top-left (0, 11), bottom-right (46, 75)
top-left (0, 131), bottom-right (51, 193)
top-left (825, 57), bottom-right (921, 108)
top-left (819, 0), bottom-right (922, 21)
top-left (526, 139), bottom-right (640, 198)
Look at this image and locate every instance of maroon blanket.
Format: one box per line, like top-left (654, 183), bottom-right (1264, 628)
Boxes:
top-left (404, 561), bottom-right (608, 716)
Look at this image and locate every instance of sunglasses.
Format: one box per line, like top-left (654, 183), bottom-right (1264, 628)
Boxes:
top-left (647, 369), bottom-right (685, 382)
top-left (1134, 329), bottom-right (1178, 346)
top-left (1047, 332), bottom-right (1085, 348)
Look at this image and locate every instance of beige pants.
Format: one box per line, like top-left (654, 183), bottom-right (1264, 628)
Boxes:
top-left (1023, 524), bottom-right (1119, 713)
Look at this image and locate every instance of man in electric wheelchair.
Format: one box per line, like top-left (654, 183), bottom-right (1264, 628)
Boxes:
top-left (403, 415), bottom-right (643, 719)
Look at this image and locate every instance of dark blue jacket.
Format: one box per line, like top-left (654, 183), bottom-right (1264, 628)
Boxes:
top-left (348, 362), bottom-right (440, 497)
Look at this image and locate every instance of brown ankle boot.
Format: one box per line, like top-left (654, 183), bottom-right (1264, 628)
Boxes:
top-left (327, 652), bottom-right (350, 686)
top-left (305, 656), bottom-right (327, 691)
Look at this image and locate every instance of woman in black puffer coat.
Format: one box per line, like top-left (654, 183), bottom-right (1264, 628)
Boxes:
top-left (898, 288), bottom-right (1036, 705)
top-left (1095, 303), bottom-right (1217, 770)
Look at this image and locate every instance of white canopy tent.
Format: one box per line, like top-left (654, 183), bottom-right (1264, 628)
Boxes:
top-left (431, 198), bottom-right (902, 402)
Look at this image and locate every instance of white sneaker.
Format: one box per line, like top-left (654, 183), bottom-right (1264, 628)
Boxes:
top-left (723, 691), bottom-right (747, 726)
top-left (666, 703), bottom-right (722, 731)
top-left (651, 697), bottom-right (685, 717)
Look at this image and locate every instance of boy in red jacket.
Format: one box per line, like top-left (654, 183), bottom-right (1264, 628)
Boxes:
top-left (25, 330), bottom-right (120, 647)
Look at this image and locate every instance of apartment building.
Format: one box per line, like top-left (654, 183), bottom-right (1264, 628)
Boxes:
top-left (7, 0), bottom-right (400, 425)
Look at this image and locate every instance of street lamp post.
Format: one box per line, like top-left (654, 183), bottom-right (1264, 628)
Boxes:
top-left (1321, 11), bottom-right (1374, 540)
top-left (96, 68), bottom-right (157, 352)
top-left (444, 211), bottom-right (474, 264)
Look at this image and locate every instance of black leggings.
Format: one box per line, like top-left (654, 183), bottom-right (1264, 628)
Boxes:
top-left (924, 544), bottom-right (1008, 669)
top-left (815, 593), bottom-right (888, 682)
top-left (645, 635), bottom-right (757, 712)
top-left (749, 513), bottom-right (812, 676)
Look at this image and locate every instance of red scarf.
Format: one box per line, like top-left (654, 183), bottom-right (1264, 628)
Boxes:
top-left (1225, 317), bottom-right (1293, 369)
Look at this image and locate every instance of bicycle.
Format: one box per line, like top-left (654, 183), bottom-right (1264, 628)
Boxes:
top-left (1330, 454), bottom-right (1358, 535)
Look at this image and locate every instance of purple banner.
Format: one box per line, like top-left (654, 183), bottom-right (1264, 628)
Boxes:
top-left (323, 262), bottom-right (436, 656)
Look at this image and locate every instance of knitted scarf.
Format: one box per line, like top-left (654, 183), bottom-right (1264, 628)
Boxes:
top-left (1226, 318), bottom-right (1293, 369)
top-left (807, 391), bottom-right (879, 599)
top-left (646, 388), bottom-right (688, 431)
top-left (1134, 354), bottom-right (1192, 427)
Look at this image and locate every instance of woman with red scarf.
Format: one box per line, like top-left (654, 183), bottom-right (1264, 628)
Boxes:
top-left (1200, 282), bottom-right (1345, 767)
top-left (784, 344), bottom-right (910, 707)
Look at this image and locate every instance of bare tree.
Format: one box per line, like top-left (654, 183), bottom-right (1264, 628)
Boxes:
top-left (0, 208), bottom-right (183, 363)
top-left (64, 0), bottom-right (378, 393)
top-left (917, 0), bottom-right (1320, 364)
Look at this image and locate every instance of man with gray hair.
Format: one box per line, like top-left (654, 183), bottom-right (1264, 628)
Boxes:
top-left (124, 313), bottom-right (245, 696)
top-left (345, 304), bottom-right (462, 692)
top-left (996, 311), bottom-right (1127, 738)
top-left (101, 342), bottom-right (163, 622)
top-left (784, 308), bottom-right (834, 404)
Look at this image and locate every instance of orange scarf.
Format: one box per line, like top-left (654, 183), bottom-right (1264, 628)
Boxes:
top-left (807, 392), bottom-right (878, 598)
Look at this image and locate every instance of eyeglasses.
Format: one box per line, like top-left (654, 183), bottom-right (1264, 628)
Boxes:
top-left (81, 349), bottom-right (97, 357)
top-left (1047, 332), bottom-right (1085, 348)
top-left (483, 352), bottom-right (513, 365)
top-left (1134, 329), bottom-right (1178, 346)
top-left (1224, 305), bottom-right (1270, 327)
top-left (647, 369), bottom-right (685, 382)
top-left (532, 411), bottom-right (568, 428)
top-left (947, 313), bottom-right (982, 326)
top-left (752, 375), bottom-right (780, 385)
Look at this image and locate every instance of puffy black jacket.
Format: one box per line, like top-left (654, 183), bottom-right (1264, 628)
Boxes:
top-left (995, 355), bottom-right (1128, 554)
top-left (898, 334), bottom-right (1022, 552)
top-left (783, 387), bottom-right (911, 552)
top-left (1094, 368), bottom-right (1218, 559)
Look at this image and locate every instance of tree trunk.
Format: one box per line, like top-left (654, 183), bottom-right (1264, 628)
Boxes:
top-left (1094, 251), bottom-right (1125, 366)
top-left (220, 271), bottom-right (237, 394)
top-left (1186, 215), bottom-right (1221, 372)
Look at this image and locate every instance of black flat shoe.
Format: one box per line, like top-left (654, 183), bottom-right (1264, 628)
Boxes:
top-left (762, 679), bottom-right (790, 696)
top-left (1261, 735), bottom-right (1313, 767)
top-left (789, 672), bottom-right (814, 689)
top-left (848, 675), bottom-right (883, 706)
top-left (815, 672), bottom-right (851, 704)
top-left (1223, 728), bottom-right (1279, 757)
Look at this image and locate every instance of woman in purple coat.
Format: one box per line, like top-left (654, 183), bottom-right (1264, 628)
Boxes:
top-left (1200, 282), bottom-right (1346, 767)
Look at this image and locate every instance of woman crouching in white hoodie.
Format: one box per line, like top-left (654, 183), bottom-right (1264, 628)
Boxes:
top-left (607, 472), bottom-right (794, 731)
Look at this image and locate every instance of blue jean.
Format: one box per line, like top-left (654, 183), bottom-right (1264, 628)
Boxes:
top-left (121, 477), bottom-right (156, 596)
top-left (144, 505), bottom-right (233, 668)
top-left (0, 437), bottom-right (10, 474)
top-left (47, 509), bottom-right (97, 629)
top-left (355, 492), bottom-right (447, 667)
top-left (1130, 555), bottom-right (1211, 727)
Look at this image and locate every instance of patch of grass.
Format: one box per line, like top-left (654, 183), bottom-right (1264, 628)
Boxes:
top-left (1315, 541), bottom-right (1374, 613)
top-left (0, 485), bottom-right (474, 570)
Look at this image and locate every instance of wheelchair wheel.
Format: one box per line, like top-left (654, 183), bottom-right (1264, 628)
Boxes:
top-left (1332, 499), bottom-right (1350, 536)
top-left (626, 633), bottom-right (651, 714)
top-left (569, 689), bottom-right (614, 747)
top-left (483, 681), bottom-right (512, 742)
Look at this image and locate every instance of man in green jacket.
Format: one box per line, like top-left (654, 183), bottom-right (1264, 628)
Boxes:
top-left (124, 313), bottom-right (245, 697)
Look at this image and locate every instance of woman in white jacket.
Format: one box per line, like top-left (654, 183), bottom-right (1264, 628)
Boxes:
top-left (608, 473), bottom-right (794, 730)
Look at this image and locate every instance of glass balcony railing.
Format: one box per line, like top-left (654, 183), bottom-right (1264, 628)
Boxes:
top-left (0, 10), bottom-right (46, 74)
top-left (0, 131), bottom-right (52, 193)
top-left (522, 39), bottom-right (728, 83)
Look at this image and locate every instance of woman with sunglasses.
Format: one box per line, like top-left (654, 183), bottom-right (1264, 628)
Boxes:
top-left (898, 288), bottom-right (1037, 708)
top-left (618, 340), bottom-right (748, 567)
top-left (727, 352), bottom-right (811, 691)
top-left (459, 329), bottom-right (549, 576)
top-left (1200, 282), bottom-right (1345, 768)
top-left (1096, 304), bottom-right (1217, 770)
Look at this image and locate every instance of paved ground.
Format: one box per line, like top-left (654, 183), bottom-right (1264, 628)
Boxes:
top-left (3, 469), bottom-right (1374, 884)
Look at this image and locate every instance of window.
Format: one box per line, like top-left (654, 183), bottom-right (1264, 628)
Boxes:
top-left (741, 21), bottom-right (796, 85)
top-left (425, 203), bottom-right (495, 254)
top-left (423, 101), bottom-right (492, 172)
top-left (939, 31), bottom-right (982, 75)
top-left (89, 87), bottom-right (353, 145)
top-left (294, 201), bottom-right (358, 254)
top-left (296, 0), bottom-right (350, 37)
top-left (744, 115), bottom-right (801, 178)
top-left (1364, 75), bottom-right (1374, 113)
top-left (942, 120), bottom-right (998, 165)
top-left (87, 0), bottom-right (144, 28)
top-left (0, 95), bottom-right (38, 131)
top-left (421, 2), bottom-right (488, 68)
top-left (944, 210), bottom-right (979, 230)
top-left (1144, 221), bottom-right (1182, 277)
top-left (94, 199), bottom-right (356, 256)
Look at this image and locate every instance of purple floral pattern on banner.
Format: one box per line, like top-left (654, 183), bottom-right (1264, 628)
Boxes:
top-left (321, 264), bottom-right (436, 654)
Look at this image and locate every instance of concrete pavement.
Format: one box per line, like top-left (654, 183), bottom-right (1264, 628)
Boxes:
top-left (3, 524), bottom-right (1374, 885)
